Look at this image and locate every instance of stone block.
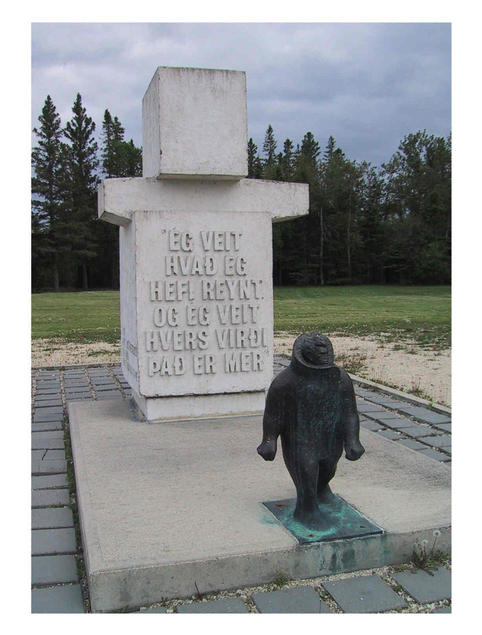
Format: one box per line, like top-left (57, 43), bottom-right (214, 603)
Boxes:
top-left (177, 597), bottom-right (248, 613)
top-left (66, 394), bottom-right (93, 402)
top-left (392, 567), bottom-right (451, 603)
top-left (32, 474), bottom-right (68, 490)
top-left (360, 419), bottom-right (383, 432)
top-left (376, 429), bottom-right (401, 440)
top-left (33, 412), bottom-right (64, 423)
top-left (142, 67), bottom-right (247, 179)
top-left (32, 507), bottom-right (74, 529)
top-left (32, 528), bottom-right (77, 555)
top-left (31, 434), bottom-right (65, 450)
top-left (433, 422), bottom-right (451, 433)
top-left (34, 399), bottom-right (63, 408)
top-left (65, 385), bottom-right (91, 394)
top-left (402, 424), bottom-right (435, 438)
top-left (43, 449), bottom-right (66, 461)
top-left (34, 406), bottom-right (63, 415)
top-left (252, 586), bottom-right (331, 613)
top-left (34, 393), bottom-right (63, 402)
top-left (32, 421), bottom-right (63, 432)
top-left (395, 405), bottom-right (451, 424)
top-left (36, 381), bottom-right (61, 389)
top-left (95, 391), bottom-right (123, 401)
top-left (92, 384), bottom-right (118, 392)
top-left (417, 448), bottom-right (450, 462)
top-left (118, 208), bottom-right (275, 420)
top-left (32, 489), bottom-right (70, 508)
top-left (356, 403), bottom-right (385, 413)
top-left (31, 459), bottom-right (67, 475)
top-left (423, 435), bottom-right (451, 448)
top-left (31, 555), bottom-right (78, 586)
top-left (375, 416), bottom-right (414, 429)
top-left (34, 387), bottom-right (60, 395)
top-left (31, 584), bottom-right (84, 613)
top-left (99, 177), bottom-right (309, 227)
top-left (323, 575), bottom-right (407, 613)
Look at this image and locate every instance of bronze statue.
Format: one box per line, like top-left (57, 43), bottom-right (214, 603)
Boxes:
top-left (257, 333), bottom-right (365, 530)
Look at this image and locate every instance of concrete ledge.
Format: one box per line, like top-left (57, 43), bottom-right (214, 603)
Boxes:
top-left (349, 373), bottom-right (451, 415)
top-left (131, 389), bottom-right (265, 422)
top-left (68, 399), bottom-right (450, 612)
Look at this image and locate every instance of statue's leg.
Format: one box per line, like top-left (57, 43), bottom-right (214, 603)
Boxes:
top-left (317, 460), bottom-right (338, 503)
top-left (292, 458), bottom-right (324, 528)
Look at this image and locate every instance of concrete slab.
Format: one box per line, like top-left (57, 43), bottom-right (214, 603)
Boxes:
top-left (32, 528), bottom-right (77, 555)
top-left (252, 586), bottom-right (331, 613)
top-left (32, 507), bottom-right (74, 529)
top-left (68, 399), bottom-right (451, 612)
top-left (32, 489), bottom-right (70, 508)
top-left (32, 555), bottom-right (78, 586)
top-left (323, 574), bottom-right (407, 613)
top-left (391, 567), bottom-right (451, 603)
top-left (32, 474), bottom-right (68, 490)
top-left (31, 584), bottom-right (84, 613)
top-left (177, 597), bottom-right (248, 613)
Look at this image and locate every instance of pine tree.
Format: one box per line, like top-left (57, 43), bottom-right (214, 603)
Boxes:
top-left (262, 125), bottom-right (278, 179)
top-left (102, 109), bottom-right (142, 178)
top-left (99, 112), bottom-right (142, 288)
top-left (31, 95), bottom-right (65, 291)
top-left (63, 93), bottom-right (99, 290)
top-left (380, 131), bottom-right (451, 283)
top-left (247, 138), bottom-right (263, 178)
top-left (121, 139), bottom-right (142, 177)
top-left (280, 139), bottom-right (295, 180)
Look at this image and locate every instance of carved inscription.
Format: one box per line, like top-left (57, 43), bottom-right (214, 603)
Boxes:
top-left (145, 230), bottom-right (267, 378)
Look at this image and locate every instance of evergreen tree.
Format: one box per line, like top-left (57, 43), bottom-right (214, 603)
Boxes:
top-left (357, 164), bottom-right (386, 283)
top-left (247, 138), bottom-right (263, 178)
top-left (288, 132), bottom-right (322, 285)
top-left (280, 139), bottom-right (295, 180)
top-left (262, 125), bottom-right (278, 179)
top-left (320, 139), bottom-right (364, 283)
top-left (381, 130), bottom-right (451, 283)
top-left (99, 111), bottom-right (142, 288)
top-left (102, 109), bottom-right (142, 178)
top-left (31, 95), bottom-right (65, 291)
top-left (121, 139), bottom-right (142, 177)
top-left (63, 93), bottom-right (99, 290)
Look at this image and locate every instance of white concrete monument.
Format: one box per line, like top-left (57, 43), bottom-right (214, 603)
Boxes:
top-left (98, 66), bottom-right (309, 421)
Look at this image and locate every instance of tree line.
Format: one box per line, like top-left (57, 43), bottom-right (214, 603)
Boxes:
top-left (252, 125), bottom-right (451, 286)
top-left (31, 94), bottom-right (142, 291)
top-left (32, 94), bottom-right (451, 291)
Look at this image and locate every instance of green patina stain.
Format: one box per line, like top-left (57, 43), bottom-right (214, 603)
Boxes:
top-left (263, 495), bottom-right (383, 545)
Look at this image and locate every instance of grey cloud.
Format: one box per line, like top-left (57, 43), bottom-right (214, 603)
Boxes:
top-left (31, 22), bottom-right (450, 168)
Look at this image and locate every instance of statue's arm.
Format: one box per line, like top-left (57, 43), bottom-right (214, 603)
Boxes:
top-left (340, 370), bottom-right (365, 461)
top-left (257, 376), bottom-right (285, 461)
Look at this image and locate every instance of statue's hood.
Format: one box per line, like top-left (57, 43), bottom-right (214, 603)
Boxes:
top-left (289, 333), bottom-right (336, 377)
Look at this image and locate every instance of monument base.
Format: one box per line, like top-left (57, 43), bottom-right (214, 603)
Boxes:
top-left (68, 398), bottom-right (451, 612)
top-left (263, 496), bottom-right (383, 544)
top-left (131, 388), bottom-right (266, 422)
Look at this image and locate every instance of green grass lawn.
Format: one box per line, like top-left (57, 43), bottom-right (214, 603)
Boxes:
top-left (274, 286), bottom-right (451, 348)
top-left (32, 285), bottom-right (451, 348)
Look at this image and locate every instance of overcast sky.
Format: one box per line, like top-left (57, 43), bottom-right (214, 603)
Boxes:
top-left (31, 22), bottom-right (451, 169)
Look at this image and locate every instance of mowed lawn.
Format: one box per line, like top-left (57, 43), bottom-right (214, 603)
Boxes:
top-left (32, 285), bottom-right (451, 348)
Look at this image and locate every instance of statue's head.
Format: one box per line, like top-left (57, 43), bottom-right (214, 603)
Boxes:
top-left (293, 332), bottom-right (335, 368)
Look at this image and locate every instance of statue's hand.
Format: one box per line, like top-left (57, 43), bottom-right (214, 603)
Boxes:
top-left (257, 438), bottom-right (277, 461)
top-left (345, 440), bottom-right (365, 461)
